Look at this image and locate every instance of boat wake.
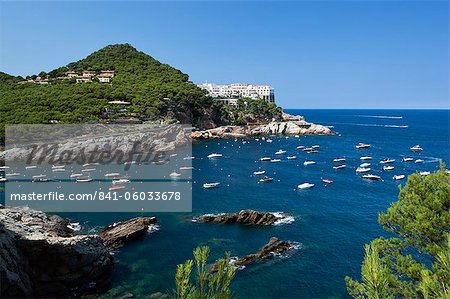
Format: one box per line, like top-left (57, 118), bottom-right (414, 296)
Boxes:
top-left (337, 123), bottom-right (408, 128)
top-left (355, 115), bottom-right (403, 119)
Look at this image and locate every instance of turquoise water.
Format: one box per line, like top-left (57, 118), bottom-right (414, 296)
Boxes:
top-left (1, 110), bottom-right (449, 298)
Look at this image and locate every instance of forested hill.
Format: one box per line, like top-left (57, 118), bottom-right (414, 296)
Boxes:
top-left (0, 44), bottom-right (282, 143)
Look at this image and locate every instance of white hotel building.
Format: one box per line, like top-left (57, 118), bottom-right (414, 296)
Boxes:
top-left (197, 82), bottom-right (275, 103)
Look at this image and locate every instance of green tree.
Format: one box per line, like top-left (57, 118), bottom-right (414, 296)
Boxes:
top-left (346, 165), bottom-right (450, 298)
top-left (174, 246), bottom-right (236, 299)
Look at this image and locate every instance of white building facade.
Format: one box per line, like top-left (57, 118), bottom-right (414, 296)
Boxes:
top-left (197, 82), bottom-right (275, 103)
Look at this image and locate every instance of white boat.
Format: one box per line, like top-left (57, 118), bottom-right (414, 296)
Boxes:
top-left (112, 178), bottom-right (130, 184)
top-left (380, 159), bottom-right (395, 164)
top-left (0, 177), bottom-right (7, 182)
top-left (307, 150), bottom-right (319, 154)
top-left (410, 145), bottom-right (423, 152)
top-left (359, 163), bottom-right (371, 168)
top-left (0, 166), bottom-right (10, 170)
top-left (180, 166), bottom-right (194, 170)
top-left (260, 157), bottom-right (271, 161)
top-left (393, 175), bottom-right (405, 180)
top-left (270, 159), bottom-right (281, 163)
top-left (76, 177), bottom-right (93, 183)
top-left (82, 168), bottom-right (96, 172)
top-left (303, 147), bottom-right (314, 152)
top-left (333, 158), bottom-right (346, 162)
top-left (298, 182), bottom-right (315, 190)
top-left (415, 159), bottom-right (424, 164)
top-left (312, 145), bottom-right (320, 149)
top-left (104, 172), bottom-right (120, 177)
top-left (6, 172), bottom-right (21, 177)
top-left (25, 166), bottom-right (37, 170)
top-left (203, 182), bottom-right (220, 189)
top-left (356, 167), bottom-right (371, 173)
top-left (355, 143), bottom-right (371, 149)
top-left (169, 172), bottom-right (181, 178)
top-left (303, 161), bottom-right (316, 166)
top-left (183, 156), bottom-right (195, 160)
top-left (266, 139), bottom-right (273, 143)
top-left (362, 174), bottom-right (381, 180)
top-left (52, 165), bottom-right (65, 169)
top-left (287, 156), bottom-right (297, 160)
top-left (296, 145), bottom-right (305, 149)
top-left (207, 153), bottom-right (223, 159)
top-left (420, 171), bottom-right (430, 176)
top-left (402, 157), bottom-right (414, 162)
top-left (275, 150), bottom-right (286, 155)
top-left (259, 176), bottom-right (274, 183)
top-left (253, 170), bottom-right (266, 175)
top-left (333, 165), bottom-right (346, 170)
top-left (52, 168), bottom-right (66, 172)
top-left (33, 174), bottom-right (47, 179)
top-left (383, 166), bottom-right (395, 171)
top-left (70, 173), bottom-right (83, 178)
top-left (360, 156), bottom-right (373, 161)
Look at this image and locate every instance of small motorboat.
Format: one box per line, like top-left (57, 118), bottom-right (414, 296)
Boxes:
top-left (253, 170), bottom-right (266, 175)
top-left (420, 171), bottom-right (430, 176)
top-left (52, 165), bottom-right (65, 169)
top-left (383, 166), bottom-right (395, 171)
top-left (380, 159), bottom-right (395, 164)
top-left (70, 173), bottom-right (83, 178)
top-left (82, 168), bottom-right (96, 172)
top-left (355, 143), bottom-right (371, 149)
top-left (0, 166), bottom-right (10, 170)
top-left (402, 157), bottom-right (414, 162)
top-left (359, 163), bottom-right (371, 168)
top-left (393, 175), bottom-right (405, 180)
top-left (410, 145), bottom-right (423, 152)
top-left (180, 166), bottom-right (194, 170)
top-left (415, 159), bottom-right (424, 164)
top-left (76, 177), bottom-right (93, 183)
top-left (25, 165), bottom-right (37, 170)
top-left (203, 182), bottom-right (220, 189)
top-left (260, 157), bottom-right (271, 162)
top-left (303, 147), bottom-right (314, 152)
top-left (109, 185), bottom-right (126, 191)
top-left (287, 156), bottom-right (297, 160)
top-left (52, 168), bottom-right (66, 172)
top-left (0, 177), bottom-right (7, 182)
top-left (169, 172), bottom-right (181, 178)
top-left (207, 153), bottom-right (223, 159)
top-left (307, 150), bottom-right (319, 154)
top-left (333, 165), bottom-right (346, 170)
top-left (356, 167), bottom-right (371, 173)
top-left (259, 176), bottom-right (274, 183)
top-left (298, 182), bottom-right (315, 190)
top-left (104, 172), bottom-right (120, 177)
top-left (312, 145), bottom-right (320, 149)
top-left (333, 158), bottom-right (346, 162)
top-left (360, 156), bottom-right (373, 161)
top-left (362, 174), bottom-right (381, 180)
top-left (303, 161), bottom-right (316, 166)
top-left (266, 139), bottom-right (273, 143)
top-left (183, 156), bottom-right (195, 160)
top-left (6, 172), bottom-right (21, 177)
top-left (270, 159), bottom-right (281, 163)
top-left (275, 150), bottom-right (286, 155)
top-left (112, 178), bottom-right (130, 184)
top-left (296, 145), bottom-right (305, 149)
top-left (33, 174), bottom-right (47, 179)
top-left (321, 178), bottom-right (333, 184)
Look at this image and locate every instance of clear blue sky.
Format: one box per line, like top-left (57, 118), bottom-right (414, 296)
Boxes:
top-left (0, 1), bottom-right (448, 109)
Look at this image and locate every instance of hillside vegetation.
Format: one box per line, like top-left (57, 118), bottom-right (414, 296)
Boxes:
top-left (0, 44), bottom-right (282, 143)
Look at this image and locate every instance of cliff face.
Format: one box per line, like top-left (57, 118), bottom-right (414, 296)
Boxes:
top-left (0, 207), bottom-right (113, 298)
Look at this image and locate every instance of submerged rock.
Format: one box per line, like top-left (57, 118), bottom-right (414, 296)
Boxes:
top-left (99, 217), bottom-right (158, 249)
top-left (211, 237), bottom-right (297, 272)
top-left (0, 207), bottom-right (113, 298)
top-left (196, 210), bottom-right (290, 226)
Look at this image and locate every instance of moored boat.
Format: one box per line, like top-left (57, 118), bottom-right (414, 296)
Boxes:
top-left (260, 157), bottom-right (271, 162)
top-left (270, 159), bottom-right (281, 163)
top-left (303, 161), bottom-right (316, 166)
top-left (207, 153), bottom-right (223, 159)
top-left (380, 159), bottom-right (395, 164)
top-left (383, 165), bottom-right (395, 171)
top-left (402, 157), bottom-right (414, 162)
top-left (419, 171), bottom-right (430, 176)
top-left (362, 174), bottom-right (381, 180)
top-left (203, 182), bottom-right (220, 189)
top-left (355, 143), bottom-right (371, 149)
top-left (259, 176), bottom-right (274, 183)
top-left (415, 159), bottom-right (424, 164)
top-left (298, 182), bottom-right (315, 190)
top-left (393, 174), bottom-right (405, 180)
top-left (333, 158), bottom-right (346, 162)
top-left (253, 170), bottom-right (266, 175)
top-left (321, 178), bottom-right (333, 184)
top-left (356, 167), bottom-right (371, 173)
top-left (333, 164), bottom-right (346, 170)
top-left (410, 145), bottom-right (423, 152)
top-left (360, 156), bottom-right (372, 161)
top-left (359, 163), bottom-right (371, 168)
top-left (287, 156), bottom-right (297, 160)
top-left (275, 150), bottom-right (286, 155)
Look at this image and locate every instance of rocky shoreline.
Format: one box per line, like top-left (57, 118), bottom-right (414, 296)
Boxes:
top-left (0, 206), bottom-right (158, 298)
top-left (195, 210), bottom-right (294, 226)
top-left (191, 113), bottom-right (333, 139)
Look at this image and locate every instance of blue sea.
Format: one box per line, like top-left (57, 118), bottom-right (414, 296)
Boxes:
top-left (1, 110), bottom-right (449, 298)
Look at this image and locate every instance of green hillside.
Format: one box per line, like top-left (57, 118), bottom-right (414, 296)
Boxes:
top-left (0, 44), bottom-right (282, 143)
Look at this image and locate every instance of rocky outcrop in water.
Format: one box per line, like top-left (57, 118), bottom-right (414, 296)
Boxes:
top-left (0, 207), bottom-right (113, 298)
top-left (99, 217), bottom-right (158, 249)
top-left (191, 116), bottom-right (333, 139)
top-left (211, 237), bottom-right (297, 272)
top-left (196, 210), bottom-right (288, 226)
